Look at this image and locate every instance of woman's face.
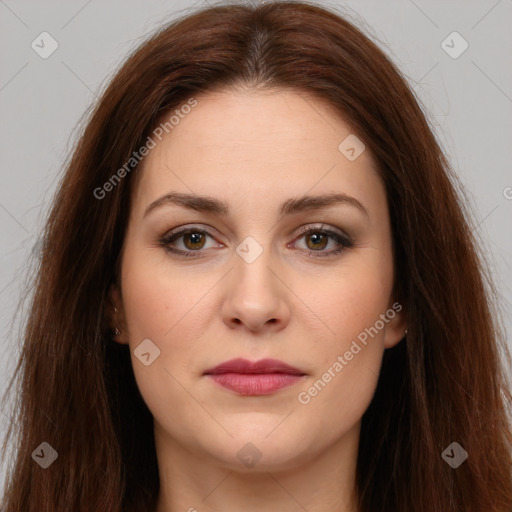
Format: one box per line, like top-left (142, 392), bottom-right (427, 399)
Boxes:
top-left (111, 88), bottom-right (406, 471)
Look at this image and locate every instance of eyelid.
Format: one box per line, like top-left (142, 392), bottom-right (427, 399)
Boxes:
top-left (159, 225), bottom-right (222, 254)
top-left (294, 223), bottom-right (348, 240)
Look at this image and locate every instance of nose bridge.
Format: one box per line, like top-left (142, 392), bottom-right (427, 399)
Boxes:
top-left (232, 235), bottom-right (278, 299)
top-left (223, 234), bottom-right (288, 330)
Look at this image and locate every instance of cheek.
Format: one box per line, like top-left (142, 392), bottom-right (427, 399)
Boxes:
top-left (119, 248), bottom-right (222, 429)
top-left (121, 247), bottom-right (212, 346)
top-left (304, 258), bottom-right (393, 352)
top-left (294, 284), bottom-right (387, 448)
top-left (120, 266), bottom-right (207, 441)
top-left (293, 251), bottom-right (393, 417)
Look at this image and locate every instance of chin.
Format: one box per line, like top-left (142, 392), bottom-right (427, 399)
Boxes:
top-left (200, 422), bottom-right (324, 472)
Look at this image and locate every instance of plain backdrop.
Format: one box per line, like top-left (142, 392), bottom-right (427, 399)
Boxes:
top-left (1, 0), bottom-right (511, 492)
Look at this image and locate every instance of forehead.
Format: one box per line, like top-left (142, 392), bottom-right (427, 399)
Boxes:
top-left (131, 88), bottom-right (385, 218)
top-left (156, 88), bottom-right (359, 159)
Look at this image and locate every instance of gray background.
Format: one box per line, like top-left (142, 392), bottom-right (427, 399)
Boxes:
top-left (1, 0), bottom-right (511, 491)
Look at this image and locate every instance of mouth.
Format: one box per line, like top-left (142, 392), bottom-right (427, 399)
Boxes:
top-left (203, 358), bottom-right (306, 396)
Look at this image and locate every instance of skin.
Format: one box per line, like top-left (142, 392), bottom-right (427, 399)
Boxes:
top-left (109, 88), bottom-right (406, 512)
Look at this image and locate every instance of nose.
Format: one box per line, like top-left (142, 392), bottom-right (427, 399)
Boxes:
top-left (221, 245), bottom-right (290, 333)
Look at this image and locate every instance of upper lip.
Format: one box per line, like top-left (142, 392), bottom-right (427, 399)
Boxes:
top-left (204, 358), bottom-right (305, 376)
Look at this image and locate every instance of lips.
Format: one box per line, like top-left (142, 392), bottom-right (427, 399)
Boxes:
top-left (204, 358), bottom-right (305, 376)
top-left (204, 358), bottom-right (306, 396)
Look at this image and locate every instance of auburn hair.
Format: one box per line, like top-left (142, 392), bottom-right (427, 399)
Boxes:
top-left (1, 1), bottom-right (511, 511)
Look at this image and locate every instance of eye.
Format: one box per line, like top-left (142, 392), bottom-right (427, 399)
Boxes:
top-left (292, 225), bottom-right (353, 257)
top-left (159, 226), bottom-right (220, 257)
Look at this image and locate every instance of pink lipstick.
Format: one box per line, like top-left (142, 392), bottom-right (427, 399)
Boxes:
top-left (204, 358), bottom-right (305, 396)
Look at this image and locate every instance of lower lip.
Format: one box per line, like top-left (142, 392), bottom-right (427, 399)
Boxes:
top-left (207, 373), bottom-right (303, 395)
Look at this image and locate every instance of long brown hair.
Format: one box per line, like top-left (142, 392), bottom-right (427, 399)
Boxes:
top-left (2, 1), bottom-right (511, 511)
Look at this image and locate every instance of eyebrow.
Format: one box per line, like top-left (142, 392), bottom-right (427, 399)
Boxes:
top-left (144, 191), bottom-right (369, 219)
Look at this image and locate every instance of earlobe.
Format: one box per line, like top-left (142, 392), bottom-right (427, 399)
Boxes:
top-left (383, 300), bottom-right (407, 349)
top-left (106, 283), bottom-right (129, 345)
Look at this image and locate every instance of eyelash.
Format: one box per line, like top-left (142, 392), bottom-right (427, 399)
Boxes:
top-left (158, 224), bottom-right (354, 259)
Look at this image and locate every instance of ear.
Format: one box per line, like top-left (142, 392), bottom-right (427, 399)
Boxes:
top-left (105, 283), bottom-right (129, 345)
top-left (382, 298), bottom-right (407, 349)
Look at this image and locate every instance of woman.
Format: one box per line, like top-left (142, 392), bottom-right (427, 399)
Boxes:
top-left (1, 1), bottom-right (511, 511)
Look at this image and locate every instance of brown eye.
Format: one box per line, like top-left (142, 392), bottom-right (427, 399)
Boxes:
top-left (294, 226), bottom-right (353, 257)
top-left (159, 227), bottom-right (219, 256)
top-left (183, 232), bottom-right (206, 250)
top-left (304, 232), bottom-right (329, 251)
